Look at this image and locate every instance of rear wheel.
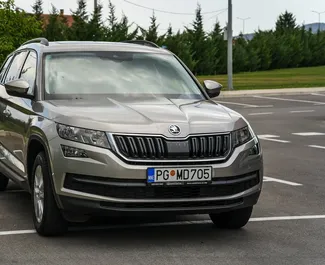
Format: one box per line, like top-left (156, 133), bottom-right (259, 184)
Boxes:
top-left (31, 151), bottom-right (68, 236)
top-left (209, 206), bottom-right (253, 229)
top-left (0, 173), bottom-right (9, 191)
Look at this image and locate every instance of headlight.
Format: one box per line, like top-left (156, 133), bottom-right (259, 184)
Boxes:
top-left (232, 126), bottom-right (252, 148)
top-left (56, 124), bottom-right (111, 149)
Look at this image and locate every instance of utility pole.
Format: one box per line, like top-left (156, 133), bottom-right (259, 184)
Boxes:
top-left (237, 17), bottom-right (251, 35)
top-left (312, 10), bottom-right (325, 31)
top-left (227, 0), bottom-right (233, 90)
top-left (94, 0), bottom-right (98, 11)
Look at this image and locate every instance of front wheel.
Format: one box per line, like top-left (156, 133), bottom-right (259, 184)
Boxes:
top-left (0, 173), bottom-right (9, 191)
top-left (209, 206), bottom-right (253, 229)
top-left (31, 151), bottom-right (68, 236)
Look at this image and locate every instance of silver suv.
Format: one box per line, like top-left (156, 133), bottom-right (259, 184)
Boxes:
top-left (0, 38), bottom-right (263, 236)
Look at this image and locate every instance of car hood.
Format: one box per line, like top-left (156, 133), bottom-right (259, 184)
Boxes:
top-left (42, 96), bottom-right (247, 136)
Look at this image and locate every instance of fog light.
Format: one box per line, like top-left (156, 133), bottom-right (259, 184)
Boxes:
top-left (249, 143), bottom-right (259, 156)
top-left (61, 145), bottom-right (88, 158)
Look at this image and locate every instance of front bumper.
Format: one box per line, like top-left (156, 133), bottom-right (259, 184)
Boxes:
top-left (59, 191), bottom-right (261, 216)
top-left (48, 135), bottom-right (263, 215)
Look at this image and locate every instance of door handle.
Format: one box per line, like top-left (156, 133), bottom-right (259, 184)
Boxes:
top-left (3, 109), bottom-right (11, 118)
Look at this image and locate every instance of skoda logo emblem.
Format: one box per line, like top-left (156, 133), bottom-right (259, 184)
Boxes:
top-left (168, 125), bottom-right (181, 136)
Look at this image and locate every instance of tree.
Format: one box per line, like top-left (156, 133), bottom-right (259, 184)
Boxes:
top-left (248, 30), bottom-right (273, 70)
top-left (187, 4), bottom-right (216, 75)
top-left (166, 24), bottom-right (172, 38)
top-left (105, 1), bottom-right (138, 42)
top-left (299, 26), bottom-right (312, 67)
top-left (44, 4), bottom-right (68, 41)
top-left (31, 0), bottom-right (43, 21)
top-left (87, 4), bottom-right (105, 41)
top-left (137, 12), bottom-right (165, 45)
top-left (210, 21), bottom-right (227, 74)
top-left (0, 0), bottom-right (42, 63)
top-left (117, 14), bottom-right (138, 40)
top-left (69, 0), bottom-right (89, 40)
top-left (233, 35), bottom-right (249, 72)
top-left (275, 11), bottom-right (297, 34)
top-left (163, 30), bottom-right (197, 72)
top-left (144, 12), bottom-right (159, 43)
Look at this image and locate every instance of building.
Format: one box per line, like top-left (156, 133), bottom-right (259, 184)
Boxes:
top-left (41, 9), bottom-right (74, 28)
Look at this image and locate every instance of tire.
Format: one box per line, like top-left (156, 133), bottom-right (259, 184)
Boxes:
top-left (209, 206), bottom-right (253, 229)
top-left (0, 173), bottom-right (9, 191)
top-left (31, 151), bottom-right (68, 236)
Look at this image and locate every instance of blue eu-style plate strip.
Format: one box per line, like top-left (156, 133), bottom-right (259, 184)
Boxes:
top-left (147, 168), bottom-right (155, 183)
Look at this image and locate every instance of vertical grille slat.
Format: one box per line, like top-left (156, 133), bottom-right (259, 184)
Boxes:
top-left (137, 137), bottom-right (147, 157)
top-left (223, 135), bottom-right (230, 155)
top-left (199, 137), bottom-right (207, 157)
top-left (208, 136), bottom-right (214, 157)
top-left (191, 138), bottom-right (199, 158)
top-left (155, 138), bottom-right (165, 158)
top-left (113, 134), bottom-right (231, 161)
top-left (146, 137), bottom-right (156, 158)
top-left (217, 136), bottom-right (222, 156)
top-left (116, 136), bottom-right (129, 157)
top-left (127, 137), bottom-right (138, 157)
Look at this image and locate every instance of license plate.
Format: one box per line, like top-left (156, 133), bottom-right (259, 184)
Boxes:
top-left (147, 167), bottom-right (212, 186)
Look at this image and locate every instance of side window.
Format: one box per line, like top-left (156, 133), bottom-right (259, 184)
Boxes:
top-left (4, 51), bottom-right (28, 84)
top-left (0, 55), bottom-right (13, 84)
top-left (20, 51), bottom-right (37, 95)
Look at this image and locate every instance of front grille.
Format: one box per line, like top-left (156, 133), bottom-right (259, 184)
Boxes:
top-left (64, 172), bottom-right (260, 200)
top-left (113, 134), bottom-right (231, 160)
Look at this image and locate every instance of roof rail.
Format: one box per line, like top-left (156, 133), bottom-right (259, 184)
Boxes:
top-left (21, 38), bottom-right (49, 47)
top-left (121, 40), bottom-right (160, 48)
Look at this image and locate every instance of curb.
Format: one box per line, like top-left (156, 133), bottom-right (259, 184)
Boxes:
top-left (218, 87), bottom-right (325, 98)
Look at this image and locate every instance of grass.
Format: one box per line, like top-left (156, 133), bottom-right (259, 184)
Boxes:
top-left (197, 66), bottom-right (325, 90)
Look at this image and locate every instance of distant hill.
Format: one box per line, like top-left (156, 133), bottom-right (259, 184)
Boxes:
top-left (235, 22), bottom-right (325, 41)
top-left (304, 22), bottom-right (325, 33)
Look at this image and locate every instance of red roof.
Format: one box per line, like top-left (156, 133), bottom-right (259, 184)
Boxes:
top-left (40, 11), bottom-right (74, 28)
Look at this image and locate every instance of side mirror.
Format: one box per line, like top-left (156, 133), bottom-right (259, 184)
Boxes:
top-left (203, 80), bottom-right (223, 98)
top-left (4, 79), bottom-right (30, 98)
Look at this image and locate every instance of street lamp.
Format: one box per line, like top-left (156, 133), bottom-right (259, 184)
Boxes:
top-left (312, 10), bottom-right (325, 31)
top-left (237, 17), bottom-right (251, 35)
top-left (227, 0), bottom-right (233, 90)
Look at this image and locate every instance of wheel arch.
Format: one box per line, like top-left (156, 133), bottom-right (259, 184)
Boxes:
top-left (27, 133), bottom-right (62, 208)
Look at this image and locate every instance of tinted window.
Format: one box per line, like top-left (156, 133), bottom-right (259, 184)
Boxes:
top-left (4, 51), bottom-right (28, 84)
top-left (44, 52), bottom-right (204, 100)
top-left (20, 51), bottom-right (37, 95)
top-left (0, 55), bottom-right (13, 84)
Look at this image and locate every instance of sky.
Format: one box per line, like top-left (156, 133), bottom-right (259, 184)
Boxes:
top-left (13, 0), bottom-right (325, 35)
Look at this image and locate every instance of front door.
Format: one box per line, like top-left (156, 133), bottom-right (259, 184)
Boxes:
top-left (0, 50), bottom-right (29, 176)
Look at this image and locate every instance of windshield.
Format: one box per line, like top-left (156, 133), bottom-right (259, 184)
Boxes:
top-left (44, 52), bottom-right (204, 100)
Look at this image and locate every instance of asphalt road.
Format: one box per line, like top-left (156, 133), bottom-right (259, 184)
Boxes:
top-left (1, 92), bottom-right (325, 265)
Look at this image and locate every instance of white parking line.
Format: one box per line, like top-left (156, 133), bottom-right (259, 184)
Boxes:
top-left (258, 134), bottom-right (290, 143)
top-left (250, 215), bottom-right (325, 222)
top-left (290, 110), bottom-right (315, 113)
top-left (311, 93), bottom-right (325, 97)
top-left (216, 101), bottom-right (259, 108)
top-left (2, 214), bottom-right (325, 236)
top-left (308, 145), bottom-right (325, 150)
top-left (293, 132), bottom-right (325, 136)
top-left (0, 230), bottom-right (36, 236)
top-left (249, 112), bottom-right (273, 116)
top-left (244, 105), bottom-right (274, 108)
top-left (253, 95), bottom-right (325, 105)
top-left (263, 176), bottom-right (302, 186)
